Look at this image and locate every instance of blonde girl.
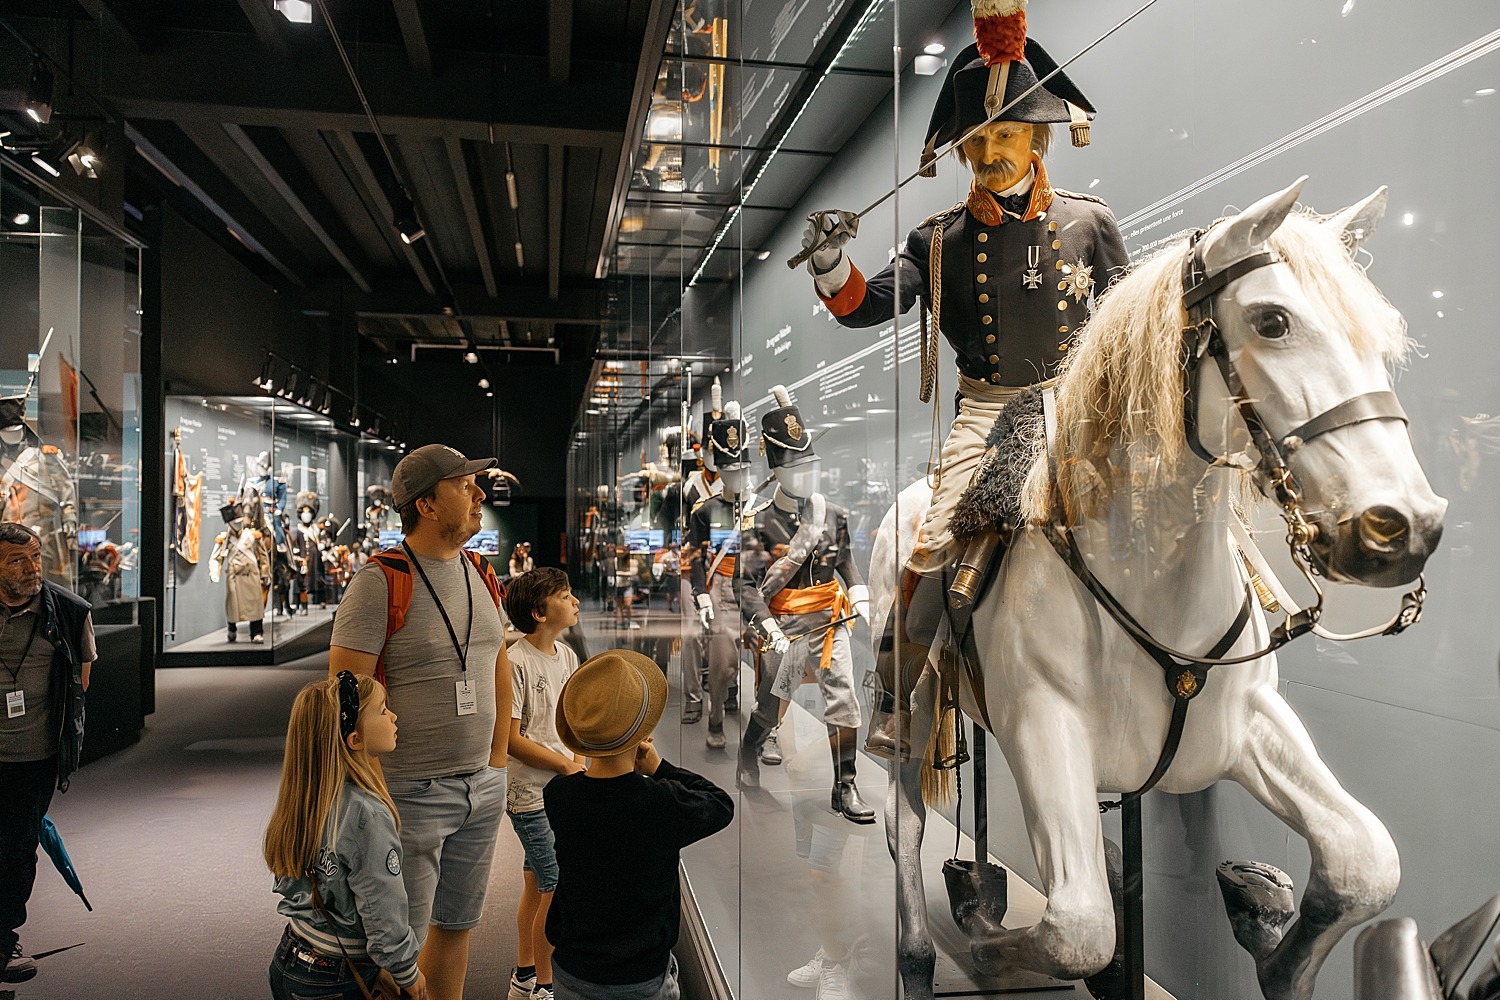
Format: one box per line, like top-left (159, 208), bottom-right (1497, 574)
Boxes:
top-left (264, 672), bottom-right (426, 1000)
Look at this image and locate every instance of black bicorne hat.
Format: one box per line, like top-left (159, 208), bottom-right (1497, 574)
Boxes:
top-left (759, 387), bottom-right (818, 470)
top-left (920, 38), bottom-right (1095, 175)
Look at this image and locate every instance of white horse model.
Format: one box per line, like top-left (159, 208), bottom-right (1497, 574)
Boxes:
top-left (868, 178), bottom-right (1446, 1000)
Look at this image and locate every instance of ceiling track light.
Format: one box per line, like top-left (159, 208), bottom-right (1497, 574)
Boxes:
top-left (274, 0), bottom-right (314, 23)
top-left (30, 152), bottom-right (60, 178)
top-left (24, 61), bottom-right (54, 125)
top-left (514, 241), bottom-right (525, 269)
top-left (505, 170), bottom-right (519, 211)
top-left (393, 189), bottom-right (426, 244)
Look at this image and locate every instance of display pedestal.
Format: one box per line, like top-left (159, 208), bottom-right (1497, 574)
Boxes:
top-left (83, 597), bottom-right (157, 765)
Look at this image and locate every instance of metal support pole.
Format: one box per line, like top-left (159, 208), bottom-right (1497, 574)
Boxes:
top-left (1122, 797), bottom-right (1146, 1000)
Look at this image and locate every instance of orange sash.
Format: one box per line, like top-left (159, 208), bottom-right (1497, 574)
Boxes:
top-left (713, 555), bottom-right (737, 578)
top-left (769, 580), bottom-right (849, 669)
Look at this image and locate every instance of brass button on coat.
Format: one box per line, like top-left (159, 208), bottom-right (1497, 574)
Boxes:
top-left (1059, 325), bottom-right (1069, 334)
top-left (979, 293), bottom-right (989, 303)
top-left (1057, 300), bottom-right (1068, 311)
top-left (989, 373), bottom-right (1001, 384)
top-left (1058, 342), bottom-right (1070, 352)
top-left (1055, 260), bottom-right (1065, 270)
top-left (1048, 221), bottom-right (1058, 232)
top-left (985, 334), bottom-right (996, 343)
top-left (1052, 240), bottom-right (1062, 250)
top-left (1058, 281), bottom-right (1069, 292)
top-left (976, 274), bottom-right (988, 284)
top-left (976, 252), bottom-right (988, 263)
top-left (989, 354), bottom-right (999, 363)
top-left (981, 315), bottom-right (993, 325)
top-left (977, 232), bottom-right (988, 243)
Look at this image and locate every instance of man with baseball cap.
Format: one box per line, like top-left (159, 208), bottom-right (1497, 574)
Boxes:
top-left (330, 443), bottom-right (512, 1000)
top-left (543, 649), bottom-right (734, 1000)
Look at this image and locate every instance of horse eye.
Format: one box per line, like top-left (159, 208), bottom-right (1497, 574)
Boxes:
top-left (1254, 309), bottom-right (1290, 339)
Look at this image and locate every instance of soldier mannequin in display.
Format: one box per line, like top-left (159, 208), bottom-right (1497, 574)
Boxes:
top-left (362, 484), bottom-right (397, 549)
top-left (0, 395), bottom-right (77, 583)
top-left (209, 499), bottom-right (273, 642)
top-left (679, 378), bottom-right (739, 723)
top-left (802, 5), bottom-right (1127, 759)
top-left (290, 490), bottom-right (322, 612)
top-left (735, 386), bottom-right (874, 824)
top-left (687, 401), bottom-right (753, 750)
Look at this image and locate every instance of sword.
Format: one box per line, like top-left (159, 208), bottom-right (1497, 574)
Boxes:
top-left (774, 612), bottom-right (864, 647)
top-left (786, 0), bottom-right (1165, 271)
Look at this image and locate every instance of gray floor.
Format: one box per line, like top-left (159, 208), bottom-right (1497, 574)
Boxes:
top-left (165, 604), bottom-right (338, 655)
top-left (9, 651), bottom-right (525, 1000)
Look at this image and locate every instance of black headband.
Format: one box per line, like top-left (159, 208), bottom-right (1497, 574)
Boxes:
top-left (336, 670), bottom-right (360, 742)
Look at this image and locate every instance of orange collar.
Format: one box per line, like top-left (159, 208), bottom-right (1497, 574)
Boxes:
top-left (965, 154), bottom-right (1053, 226)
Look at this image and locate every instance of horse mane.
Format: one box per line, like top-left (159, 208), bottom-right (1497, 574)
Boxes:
top-left (1018, 209), bottom-right (1413, 524)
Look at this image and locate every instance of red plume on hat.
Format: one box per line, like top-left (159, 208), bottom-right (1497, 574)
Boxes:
top-left (973, 0), bottom-right (1028, 66)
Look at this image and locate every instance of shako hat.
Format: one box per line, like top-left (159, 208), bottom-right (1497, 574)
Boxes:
top-left (556, 648), bottom-right (667, 757)
top-left (759, 385), bottom-right (818, 470)
top-left (920, 1), bottom-right (1096, 176)
top-left (707, 400), bottom-right (749, 472)
top-left (295, 490), bottom-right (320, 516)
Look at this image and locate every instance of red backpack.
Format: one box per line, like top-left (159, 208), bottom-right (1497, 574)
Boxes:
top-left (369, 547), bottom-right (506, 685)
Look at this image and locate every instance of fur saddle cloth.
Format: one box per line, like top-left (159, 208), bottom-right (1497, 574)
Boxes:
top-left (949, 387), bottom-right (1045, 541)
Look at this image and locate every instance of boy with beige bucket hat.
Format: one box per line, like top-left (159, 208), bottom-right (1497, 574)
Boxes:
top-left (543, 649), bottom-right (734, 1000)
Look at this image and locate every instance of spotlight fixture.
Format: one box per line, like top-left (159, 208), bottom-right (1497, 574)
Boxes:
top-left (273, 0), bottom-right (313, 23)
top-left (505, 170), bottom-right (519, 210)
top-left (514, 241), bottom-right (525, 269)
top-left (66, 140), bottom-right (101, 179)
top-left (13, 213), bottom-right (30, 226)
top-left (393, 190), bottom-right (425, 244)
top-left (254, 355), bottom-right (273, 391)
top-left (24, 61), bottom-right (54, 125)
top-left (464, 351), bottom-right (479, 364)
top-left (478, 378), bottom-right (490, 389)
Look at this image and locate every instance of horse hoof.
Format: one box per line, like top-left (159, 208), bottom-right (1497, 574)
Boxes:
top-left (1084, 957), bottom-right (1130, 1000)
top-left (1216, 860), bottom-right (1295, 962)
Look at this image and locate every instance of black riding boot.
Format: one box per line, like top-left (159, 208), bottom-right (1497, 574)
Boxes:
top-left (865, 573), bottom-right (943, 762)
top-left (831, 726), bottom-right (875, 824)
top-left (738, 716), bottom-right (773, 789)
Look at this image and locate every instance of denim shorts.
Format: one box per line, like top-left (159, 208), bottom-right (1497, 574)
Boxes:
top-left (509, 806), bottom-right (560, 894)
top-left (386, 766), bottom-right (507, 935)
top-left (269, 925), bottom-right (379, 1000)
top-left (553, 954), bottom-right (680, 1000)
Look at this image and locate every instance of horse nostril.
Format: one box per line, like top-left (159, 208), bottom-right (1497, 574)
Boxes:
top-left (1355, 505), bottom-right (1409, 554)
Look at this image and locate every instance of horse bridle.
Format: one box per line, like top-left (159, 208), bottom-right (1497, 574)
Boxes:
top-left (1043, 227), bottom-right (1426, 811)
top-left (1178, 225), bottom-right (1425, 640)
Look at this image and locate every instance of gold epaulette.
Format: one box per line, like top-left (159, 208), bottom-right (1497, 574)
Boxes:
top-left (740, 496), bottom-right (773, 529)
top-left (920, 201), bottom-right (966, 230)
top-left (691, 496), bottom-right (711, 515)
top-left (1052, 188), bottom-right (1109, 206)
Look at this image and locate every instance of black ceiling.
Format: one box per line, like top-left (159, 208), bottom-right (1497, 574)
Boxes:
top-left (0, 0), bottom-right (960, 378)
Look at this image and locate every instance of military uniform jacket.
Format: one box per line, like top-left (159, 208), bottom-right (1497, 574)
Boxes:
top-left (687, 493), bottom-right (740, 599)
top-left (821, 160), bottom-right (1128, 387)
top-left (735, 497), bottom-right (863, 632)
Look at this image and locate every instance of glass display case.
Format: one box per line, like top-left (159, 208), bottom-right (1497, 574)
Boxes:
top-left (162, 395), bottom-right (357, 661)
top-left (0, 191), bottom-right (143, 610)
top-left (568, 2), bottom-right (1498, 1000)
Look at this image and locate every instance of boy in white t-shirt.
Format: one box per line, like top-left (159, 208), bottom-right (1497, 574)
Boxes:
top-left (502, 568), bottom-right (582, 1000)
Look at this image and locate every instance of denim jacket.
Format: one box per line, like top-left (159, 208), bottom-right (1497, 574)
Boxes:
top-left (273, 784), bottom-right (420, 989)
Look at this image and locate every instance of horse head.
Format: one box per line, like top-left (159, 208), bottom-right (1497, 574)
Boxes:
top-left (1193, 178), bottom-right (1446, 586)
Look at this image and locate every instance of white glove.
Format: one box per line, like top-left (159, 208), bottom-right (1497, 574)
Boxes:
top-left (762, 620), bottom-right (791, 655)
top-left (802, 210), bottom-right (857, 284)
top-left (696, 592), bottom-right (714, 630)
top-left (848, 584), bottom-right (871, 624)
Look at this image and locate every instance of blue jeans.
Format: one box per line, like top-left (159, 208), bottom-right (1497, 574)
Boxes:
top-left (508, 807), bottom-right (560, 894)
top-left (553, 955), bottom-right (680, 1000)
top-left (268, 925), bottom-right (379, 1000)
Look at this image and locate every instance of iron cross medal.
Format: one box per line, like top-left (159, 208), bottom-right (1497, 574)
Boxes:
top-left (1022, 245), bottom-right (1042, 290)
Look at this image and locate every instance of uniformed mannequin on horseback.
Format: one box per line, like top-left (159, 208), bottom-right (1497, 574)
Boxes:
top-left (802, 4), bottom-right (1128, 760)
top-left (735, 388), bottom-right (875, 823)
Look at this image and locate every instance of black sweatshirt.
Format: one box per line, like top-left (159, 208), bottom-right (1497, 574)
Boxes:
top-left (543, 759), bottom-right (734, 985)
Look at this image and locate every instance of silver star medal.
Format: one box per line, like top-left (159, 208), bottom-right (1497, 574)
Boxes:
top-left (1065, 258), bottom-right (1094, 302)
top-left (1023, 245), bottom-right (1042, 290)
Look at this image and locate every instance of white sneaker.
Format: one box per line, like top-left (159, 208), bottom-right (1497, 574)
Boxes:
top-left (787, 948), bottom-right (824, 988)
top-left (507, 969), bottom-right (536, 999)
top-left (532, 986), bottom-right (553, 1000)
top-left (760, 729), bottom-right (783, 765)
top-left (816, 959), bottom-right (851, 1000)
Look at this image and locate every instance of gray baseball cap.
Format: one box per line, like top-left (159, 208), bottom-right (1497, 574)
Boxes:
top-left (391, 444), bottom-right (498, 508)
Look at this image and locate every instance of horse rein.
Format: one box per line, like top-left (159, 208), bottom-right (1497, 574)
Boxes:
top-left (1037, 228), bottom-right (1427, 810)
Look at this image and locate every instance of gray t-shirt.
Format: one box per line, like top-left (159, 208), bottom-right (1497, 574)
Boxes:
top-left (0, 592), bottom-right (96, 763)
top-left (332, 552), bottom-right (507, 781)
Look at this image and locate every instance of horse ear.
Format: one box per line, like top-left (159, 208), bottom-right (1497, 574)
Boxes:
top-left (1325, 186), bottom-right (1388, 253)
top-left (1201, 176), bottom-right (1308, 275)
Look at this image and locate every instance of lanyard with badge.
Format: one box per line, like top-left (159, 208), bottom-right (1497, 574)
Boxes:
top-left (1, 612), bottom-right (40, 719)
top-left (402, 542), bottom-right (478, 717)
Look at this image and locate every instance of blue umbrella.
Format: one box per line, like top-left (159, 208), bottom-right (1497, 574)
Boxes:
top-left (39, 816), bottom-right (92, 912)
